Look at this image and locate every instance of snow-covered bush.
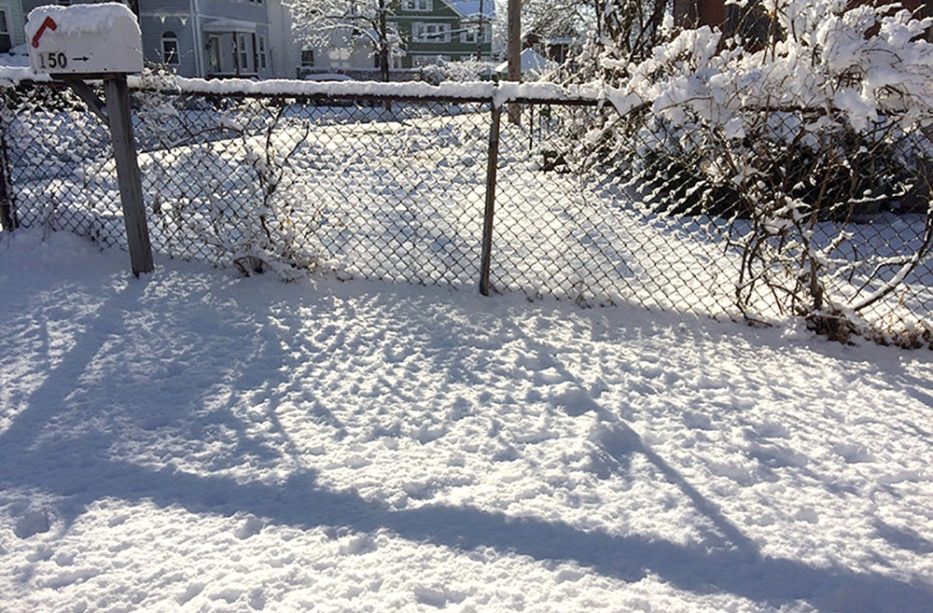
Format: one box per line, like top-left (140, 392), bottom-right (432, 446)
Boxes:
top-left (585, 0), bottom-right (933, 343)
top-left (417, 59), bottom-right (496, 85)
top-left (133, 86), bottom-right (322, 279)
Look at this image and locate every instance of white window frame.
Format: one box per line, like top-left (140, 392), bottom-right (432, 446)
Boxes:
top-left (413, 22), bottom-right (450, 43)
top-left (462, 23), bottom-right (491, 44)
top-left (411, 54), bottom-right (449, 67)
top-left (236, 33), bottom-right (253, 73)
top-left (403, 0), bottom-right (433, 11)
top-left (257, 35), bottom-right (267, 70)
top-left (461, 24), bottom-right (479, 44)
top-left (161, 31), bottom-right (179, 65)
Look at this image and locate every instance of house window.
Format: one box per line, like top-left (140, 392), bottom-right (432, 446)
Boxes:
top-left (411, 55), bottom-right (448, 67)
top-left (403, 0), bottom-right (432, 11)
top-left (161, 32), bottom-right (179, 65)
top-left (301, 49), bottom-right (315, 67)
top-left (461, 25), bottom-right (477, 44)
top-left (207, 35), bottom-right (222, 74)
top-left (236, 33), bottom-right (252, 73)
top-left (464, 23), bottom-right (492, 44)
top-left (0, 10), bottom-right (10, 54)
top-left (413, 23), bottom-right (450, 43)
top-left (257, 36), bottom-right (267, 70)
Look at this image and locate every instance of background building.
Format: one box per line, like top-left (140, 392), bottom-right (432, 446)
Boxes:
top-left (17, 0), bottom-right (275, 78)
top-left (274, 0), bottom-right (495, 80)
top-left (0, 0), bottom-right (26, 53)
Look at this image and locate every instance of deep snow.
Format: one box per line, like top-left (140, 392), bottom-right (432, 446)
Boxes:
top-left (0, 230), bottom-right (931, 612)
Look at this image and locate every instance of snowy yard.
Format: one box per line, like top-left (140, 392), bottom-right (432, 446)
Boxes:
top-left (0, 230), bottom-right (931, 611)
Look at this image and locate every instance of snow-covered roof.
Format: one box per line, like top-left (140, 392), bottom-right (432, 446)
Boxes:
top-left (495, 48), bottom-right (556, 76)
top-left (445, 1), bottom-right (495, 19)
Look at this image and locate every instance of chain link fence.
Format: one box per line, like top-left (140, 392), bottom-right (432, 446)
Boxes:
top-left (1, 80), bottom-right (930, 346)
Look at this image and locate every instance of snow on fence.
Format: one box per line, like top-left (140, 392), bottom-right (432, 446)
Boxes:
top-left (0, 76), bottom-right (930, 347)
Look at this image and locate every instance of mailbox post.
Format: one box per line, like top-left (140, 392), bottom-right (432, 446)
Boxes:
top-left (26, 4), bottom-right (153, 276)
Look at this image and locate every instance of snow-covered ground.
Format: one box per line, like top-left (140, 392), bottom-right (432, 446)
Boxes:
top-left (1, 230), bottom-right (931, 612)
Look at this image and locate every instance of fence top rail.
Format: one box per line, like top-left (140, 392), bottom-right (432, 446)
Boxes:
top-left (0, 67), bottom-right (604, 106)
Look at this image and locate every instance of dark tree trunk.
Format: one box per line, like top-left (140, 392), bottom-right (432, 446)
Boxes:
top-left (378, 0), bottom-right (390, 82)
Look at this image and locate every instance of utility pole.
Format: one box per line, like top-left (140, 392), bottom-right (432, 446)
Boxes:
top-left (507, 0), bottom-right (521, 124)
top-left (475, 0), bottom-right (485, 60)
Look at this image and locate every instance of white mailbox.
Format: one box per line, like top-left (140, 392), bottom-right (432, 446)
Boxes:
top-left (25, 3), bottom-right (143, 77)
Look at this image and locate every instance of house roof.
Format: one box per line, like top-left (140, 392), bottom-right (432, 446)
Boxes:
top-left (445, 1), bottom-right (495, 19)
top-left (495, 48), bottom-right (555, 75)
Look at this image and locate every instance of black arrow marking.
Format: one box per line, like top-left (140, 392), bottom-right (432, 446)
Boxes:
top-left (71, 56), bottom-right (89, 62)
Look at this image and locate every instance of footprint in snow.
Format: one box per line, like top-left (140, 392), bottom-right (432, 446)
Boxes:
top-left (833, 442), bottom-right (874, 464)
top-left (337, 534), bottom-right (377, 555)
top-left (682, 411), bottom-right (714, 430)
top-left (177, 582), bottom-right (205, 605)
top-left (746, 420), bottom-right (790, 439)
top-left (414, 586), bottom-right (467, 609)
top-left (234, 516), bottom-right (264, 540)
top-left (748, 443), bottom-right (809, 469)
top-left (14, 508), bottom-right (50, 539)
top-left (249, 588), bottom-right (267, 610)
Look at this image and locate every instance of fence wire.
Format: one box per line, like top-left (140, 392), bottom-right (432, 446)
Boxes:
top-left (1, 82), bottom-right (930, 347)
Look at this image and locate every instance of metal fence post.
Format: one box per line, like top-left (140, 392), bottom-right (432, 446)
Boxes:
top-left (506, 0), bottom-right (521, 125)
top-left (0, 141), bottom-right (16, 232)
top-left (103, 75), bottom-right (153, 276)
top-left (0, 107), bottom-right (16, 232)
top-left (479, 104), bottom-right (502, 296)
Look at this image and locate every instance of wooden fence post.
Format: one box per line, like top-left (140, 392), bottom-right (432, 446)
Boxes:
top-left (103, 75), bottom-right (153, 276)
top-left (479, 105), bottom-right (502, 296)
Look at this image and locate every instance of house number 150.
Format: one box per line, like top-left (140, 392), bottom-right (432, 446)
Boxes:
top-left (38, 52), bottom-right (68, 70)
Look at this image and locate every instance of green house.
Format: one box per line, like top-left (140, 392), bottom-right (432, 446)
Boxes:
top-left (393, 0), bottom-right (494, 68)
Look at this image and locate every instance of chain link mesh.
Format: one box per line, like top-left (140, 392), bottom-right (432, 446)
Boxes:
top-left (493, 105), bottom-right (744, 317)
top-left (494, 102), bottom-right (931, 345)
top-left (1, 82), bottom-right (929, 346)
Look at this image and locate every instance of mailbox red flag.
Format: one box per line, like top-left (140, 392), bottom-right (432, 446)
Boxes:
top-left (31, 17), bottom-right (58, 48)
